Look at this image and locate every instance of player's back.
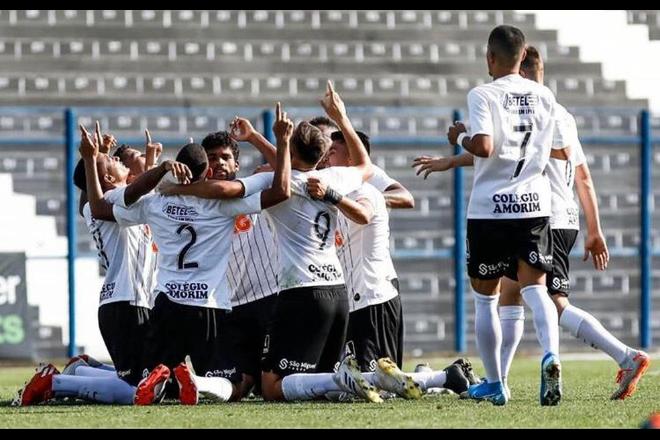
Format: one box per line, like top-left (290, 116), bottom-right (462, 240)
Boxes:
top-left (467, 74), bottom-right (558, 220)
top-left (264, 167), bottom-right (364, 291)
top-left (112, 190), bottom-right (262, 310)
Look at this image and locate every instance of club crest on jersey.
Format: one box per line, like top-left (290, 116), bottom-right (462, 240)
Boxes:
top-left (234, 215), bottom-right (252, 234)
top-left (501, 92), bottom-right (538, 114)
top-left (335, 230), bottom-right (344, 247)
top-left (162, 203), bottom-right (198, 222)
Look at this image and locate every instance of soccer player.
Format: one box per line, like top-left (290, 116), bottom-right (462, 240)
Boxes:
top-left (415, 46), bottom-right (650, 401)
top-left (163, 83), bottom-right (385, 403)
top-left (436, 26), bottom-right (566, 406)
top-left (88, 104), bottom-right (293, 405)
top-left (315, 130), bottom-right (477, 399)
top-left (13, 126), bottom-right (172, 406)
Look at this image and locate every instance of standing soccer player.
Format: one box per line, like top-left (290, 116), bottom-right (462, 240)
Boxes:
top-left (444, 26), bottom-right (566, 406)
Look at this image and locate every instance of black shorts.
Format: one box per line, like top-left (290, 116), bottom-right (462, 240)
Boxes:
top-left (345, 282), bottom-right (403, 372)
top-left (98, 301), bottom-right (151, 386)
top-left (143, 292), bottom-right (227, 377)
top-left (467, 217), bottom-right (553, 280)
top-left (262, 285), bottom-right (349, 377)
top-left (211, 294), bottom-right (277, 384)
top-left (505, 229), bottom-right (578, 296)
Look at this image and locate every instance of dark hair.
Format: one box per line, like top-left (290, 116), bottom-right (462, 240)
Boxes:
top-left (175, 143), bottom-right (209, 182)
top-left (330, 130), bottom-right (371, 156)
top-left (73, 158), bottom-right (87, 191)
top-left (488, 25), bottom-right (526, 65)
top-left (112, 144), bottom-right (131, 159)
top-left (309, 116), bottom-right (338, 130)
top-left (521, 45), bottom-right (542, 72)
top-left (201, 131), bottom-right (240, 162)
top-left (291, 122), bottom-right (331, 166)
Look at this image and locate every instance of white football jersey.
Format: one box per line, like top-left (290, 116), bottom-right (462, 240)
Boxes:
top-left (367, 165), bottom-right (399, 193)
top-left (466, 74), bottom-right (563, 220)
top-left (107, 186), bottom-right (262, 310)
top-left (83, 191), bottom-right (157, 309)
top-left (547, 104), bottom-right (587, 230)
top-left (336, 183), bottom-right (399, 312)
top-left (242, 167), bottom-right (364, 290)
top-left (227, 213), bottom-right (279, 307)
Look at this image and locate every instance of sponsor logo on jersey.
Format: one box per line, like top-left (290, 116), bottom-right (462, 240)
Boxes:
top-left (162, 203), bottom-right (198, 222)
top-left (234, 215), bottom-right (252, 234)
top-left (308, 263), bottom-right (342, 282)
top-left (502, 93), bottom-right (539, 115)
top-left (335, 230), bottom-right (344, 248)
top-left (492, 193), bottom-right (542, 214)
top-left (164, 282), bottom-right (209, 300)
top-left (100, 282), bottom-right (116, 301)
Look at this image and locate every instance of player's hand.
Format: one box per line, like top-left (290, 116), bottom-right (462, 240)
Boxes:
top-left (230, 117), bottom-right (257, 142)
top-left (447, 122), bottom-right (467, 146)
top-left (161, 160), bottom-right (192, 185)
top-left (412, 155), bottom-right (455, 179)
top-left (100, 133), bottom-right (117, 154)
top-left (320, 80), bottom-right (347, 123)
top-left (583, 232), bottom-right (609, 271)
top-left (78, 123), bottom-right (99, 161)
top-left (145, 129), bottom-right (163, 158)
top-left (307, 177), bottom-right (328, 200)
top-left (273, 102), bottom-right (294, 143)
top-left (253, 163), bottom-right (274, 174)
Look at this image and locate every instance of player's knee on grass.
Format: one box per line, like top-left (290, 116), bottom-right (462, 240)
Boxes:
top-left (260, 371), bottom-right (285, 401)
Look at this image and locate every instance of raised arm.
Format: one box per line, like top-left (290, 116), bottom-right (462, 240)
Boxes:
top-left (321, 81), bottom-right (373, 181)
top-left (123, 159), bottom-right (191, 207)
top-left (230, 117), bottom-right (278, 168)
top-left (575, 161), bottom-right (609, 271)
top-left (382, 183), bottom-right (415, 209)
top-left (259, 102), bottom-right (292, 209)
top-left (144, 129), bottom-right (163, 170)
top-left (80, 123), bottom-right (116, 221)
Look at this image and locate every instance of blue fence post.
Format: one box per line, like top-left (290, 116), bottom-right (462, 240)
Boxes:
top-left (453, 109), bottom-right (466, 353)
top-left (65, 108), bottom-right (77, 357)
top-left (262, 109), bottom-right (275, 145)
top-left (640, 110), bottom-right (652, 349)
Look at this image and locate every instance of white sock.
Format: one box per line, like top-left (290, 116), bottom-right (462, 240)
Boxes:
top-left (194, 375), bottom-right (234, 402)
top-left (521, 284), bottom-right (559, 356)
top-left (474, 292), bottom-right (502, 383)
top-left (281, 374), bottom-right (339, 401)
top-left (499, 305), bottom-right (525, 385)
top-left (559, 305), bottom-right (631, 366)
top-left (410, 371), bottom-right (447, 391)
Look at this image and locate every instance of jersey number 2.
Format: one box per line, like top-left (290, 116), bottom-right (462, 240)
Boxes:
top-left (176, 225), bottom-right (199, 269)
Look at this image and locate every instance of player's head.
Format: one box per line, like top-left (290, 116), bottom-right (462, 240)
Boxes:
top-left (175, 143), bottom-right (209, 183)
top-left (309, 116), bottom-right (339, 138)
top-left (327, 130), bottom-right (371, 167)
top-left (310, 116), bottom-right (338, 170)
top-left (290, 121), bottom-right (332, 168)
top-left (520, 45), bottom-right (544, 85)
top-left (113, 144), bottom-right (146, 184)
top-left (486, 25), bottom-right (526, 77)
top-left (75, 153), bottom-right (130, 193)
top-left (201, 131), bottom-right (240, 181)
